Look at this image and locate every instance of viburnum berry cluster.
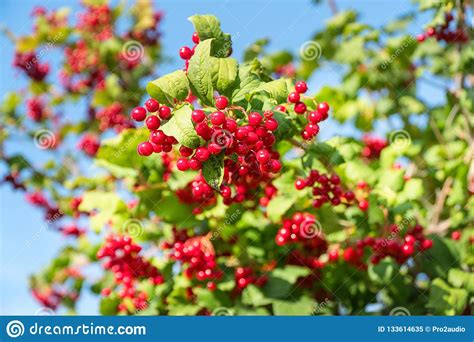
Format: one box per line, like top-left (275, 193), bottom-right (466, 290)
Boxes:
top-left (416, 12), bottom-right (469, 43)
top-left (97, 235), bottom-right (164, 314)
top-left (77, 134), bottom-right (100, 157)
top-left (361, 135), bottom-right (388, 159)
top-left (295, 170), bottom-right (355, 208)
top-left (13, 51), bottom-right (50, 81)
top-left (234, 266), bottom-right (268, 290)
top-left (275, 212), bottom-right (321, 246)
top-left (165, 233), bottom-right (222, 290)
top-left (25, 191), bottom-right (63, 221)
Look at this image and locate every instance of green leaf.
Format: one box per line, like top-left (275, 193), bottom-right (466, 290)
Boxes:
top-left (232, 61), bottom-right (262, 103)
top-left (146, 70), bottom-right (190, 106)
top-left (99, 295), bottom-right (120, 315)
top-left (211, 57), bottom-right (238, 96)
top-left (272, 296), bottom-right (316, 315)
top-left (428, 278), bottom-right (468, 315)
top-left (242, 285), bottom-right (272, 306)
top-left (187, 39), bottom-right (214, 105)
top-left (160, 104), bottom-right (200, 149)
top-left (202, 153), bottom-right (224, 190)
top-left (271, 266), bottom-right (310, 284)
top-left (419, 236), bottom-right (461, 278)
top-left (448, 269), bottom-right (474, 293)
top-left (188, 14), bottom-right (231, 57)
top-left (368, 259), bottom-right (396, 284)
top-left (254, 78), bottom-right (289, 103)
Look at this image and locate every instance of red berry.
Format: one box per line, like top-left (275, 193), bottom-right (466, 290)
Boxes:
top-left (215, 96), bottom-right (229, 110)
top-left (309, 111), bottom-right (324, 123)
top-left (318, 102), bottom-right (330, 115)
top-left (421, 239), bottom-right (433, 250)
top-left (265, 118), bottom-right (278, 131)
top-left (210, 111), bottom-right (226, 126)
top-left (192, 32), bottom-right (200, 44)
top-left (328, 250), bottom-right (339, 262)
top-left (426, 27), bottom-right (435, 37)
top-left (294, 102), bottom-right (307, 114)
top-left (451, 231), bottom-right (461, 241)
top-left (402, 244), bottom-right (414, 256)
top-left (159, 105), bottom-right (171, 120)
top-left (416, 34), bottom-right (426, 42)
top-left (195, 147), bottom-right (210, 162)
top-left (295, 179), bottom-right (306, 190)
top-left (191, 109), bottom-right (206, 123)
top-left (150, 130), bottom-right (167, 144)
top-left (138, 142), bottom-right (153, 156)
top-left (176, 158), bottom-right (189, 171)
top-left (404, 235), bottom-right (416, 245)
top-left (207, 282), bottom-right (216, 291)
top-left (179, 146), bottom-right (193, 157)
top-left (145, 115), bottom-right (161, 130)
top-left (295, 81), bottom-right (308, 94)
top-left (179, 46), bottom-right (193, 60)
top-left (248, 112), bottom-right (262, 126)
top-left (358, 199), bottom-right (369, 211)
top-left (131, 106), bottom-right (146, 121)
top-left (189, 158), bottom-right (201, 170)
top-left (288, 91), bottom-right (300, 103)
top-left (101, 288), bottom-right (111, 296)
top-left (145, 99), bottom-right (159, 112)
top-left (256, 150), bottom-right (270, 163)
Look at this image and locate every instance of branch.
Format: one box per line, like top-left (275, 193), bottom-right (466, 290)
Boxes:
top-left (427, 176), bottom-right (453, 234)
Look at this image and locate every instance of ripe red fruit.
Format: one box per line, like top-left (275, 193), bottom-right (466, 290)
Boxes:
top-left (265, 118), bottom-right (278, 131)
top-left (248, 112), bottom-right (262, 126)
top-left (207, 282), bottom-right (216, 291)
top-left (295, 179), bottom-right (306, 190)
top-left (145, 98), bottom-right (159, 112)
top-left (295, 81), bottom-right (308, 94)
top-left (189, 158), bottom-right (201, 170)
top-left (420, 239), bottom-right (433, 250)
top-left (401, 244), bottom-right (414, 256)
top-left (159, 105), bottom-right (171, 120)
top-left (192, 32), bottom-right (200, 44)
top-left (426, 27), bottom-right (435, 37)
top-left (137, 142), bottom-right (153, 156)
top-left (294, 102), bottom-right (307, 114)
top-left (210, 111), bottom-right (226, 126)
top-left (328, 250), bottom-right (339, 262)
top-left (176, 158), bottom-right (189, 171)
top-left (145, 115), bottom-right (161, 130)
top-left (215, 96), bottom-right (229, 110)
top-left (318, 102), bottom-right (330, 115)
top-left (195, 147), bottom-right (210, 162)
top-left (191, 109), bottom-right (206, 123)
top-left (150, 130), bottom-right (167, 144)
top-left (416, 34), bottom-right (426, 42)
top-left (451, 231), bottom-right (461, 241)
top-left (131, 106), bottom-right (146, 121)
top-left (358, 199), bottom-right (369, 211)
top-left (309, 111), bottom-right (323, 123)
top-left (256, 150), bottom-right (270, 163)
top-left (179, 46), bottom-right (193, 60)
top-left (287, 91), bottom-right (300, 103)
top-left (404, 235), bottom-right (416, 245)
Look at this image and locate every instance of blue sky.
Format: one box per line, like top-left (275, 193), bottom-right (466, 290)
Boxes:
top-left (0, 0), bottom-right (439, 315)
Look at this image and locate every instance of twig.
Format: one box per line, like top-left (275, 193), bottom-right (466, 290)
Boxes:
top-left (427, 177), bottom-right (453, 234)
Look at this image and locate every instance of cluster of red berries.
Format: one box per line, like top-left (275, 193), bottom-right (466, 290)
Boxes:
top-left (32, 287), bottom-right (77, 310)
top-left (417, 13), bottom-right (469, 44)
top-left (13, 52), bottom-right (49, 82)
top-left (26, 97), bottom-right (47, 121)
top-left (25, 191), bottom-right (63, 222)
top-left (259, 184), bottom-right (277, 207)
top-left (286, 81), bottom-right (329, 140)
top-left (179, 31), bottom-right (200, 70)
top-left (167, 235), bottom-right (222, 290)
top-left (77, 134), bottom-right (100, 157)
top-left (131, 99), bottom-right (176, 156)
top-left (97, 235), bottom-right (164, 314)
top-left (96, 103), bottom-right (133, 132)
top-left (175, 176), bottom-right (217, 214)
top-left (59, 223), bottom-right (85, 237)
top-left (342, 224), bottom-right (433, 267)
top-left (234, 267), bottom-right (267, 290)
top-left (295, 170), bottom-right (355, 208)
top-left (361, 135), bottom-right (388, 159)
top-left (276, 212), bottom-right (322, 246)
top-left (77, 4), bottom-right (113, 41)
top-left (3, 172), bottom-right (26, 191)
top-left (126, 11), bottom-right (163, 46)
top-left (287, 248), bottom-right (327, 270)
